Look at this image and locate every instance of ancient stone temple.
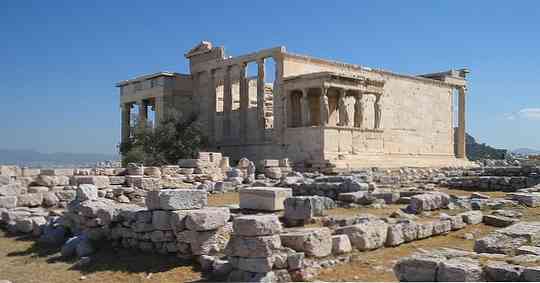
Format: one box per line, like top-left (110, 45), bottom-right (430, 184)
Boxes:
top-left (116, 41), bottom-right (471, 171)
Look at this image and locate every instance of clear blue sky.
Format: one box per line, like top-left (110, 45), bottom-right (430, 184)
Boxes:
top-left (1, 1), bottom-right (539, 154)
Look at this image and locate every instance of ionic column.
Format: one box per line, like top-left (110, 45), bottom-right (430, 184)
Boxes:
top-left (121, 103), bottom-right (131, 143)
top-left (320, 87), bottom-right (329, 126)
top-left (457, 86), bottom-right (467, 158)
top-left (154, 96), bottom-right (164, 127)
top-left (223, 66), bottom-right (232, 138)
top-left (208, 69), bottom-right (217, 145)
top-left (239, 63), bottom-right (248, 143)
top-left (301, 89), bottom-right (311, 126)
top-left (257, 59), bottom-right (266, 141)
top-left (138, 100), bottom-right (147, 129)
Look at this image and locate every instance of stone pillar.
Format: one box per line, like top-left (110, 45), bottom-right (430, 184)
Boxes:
top-left (257, 59), bottom-right (266, 141)
top-left (208, 69), bottom-right (217, 146)
top-left (239, 63), bottom-right (248, 143)
top-left (320, 87), bottom-right (329, 126)
top-left (301, 88), bottom-right (311, 126)
top-left (354, 94), bottom-right (364, 128)
top-left (374, 95), bottom-right (382, 129)
top-left (338, 89), bottom-right (349, 126)
top-left (138, 100), bottom-right (147, 129)
top-left (457, 86), bottom-right (467, 158)
top-left (154, 96), bottom-right (164, 127)
top-left (121, 103), bottom-right (131, 143)
top-left (223, 66), bottom-right (232, 138)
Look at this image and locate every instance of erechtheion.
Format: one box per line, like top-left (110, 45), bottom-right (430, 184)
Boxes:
top-left (116, 41), bottom-right (471, 171)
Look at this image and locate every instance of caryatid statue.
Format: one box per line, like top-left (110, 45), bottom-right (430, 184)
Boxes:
top-left (338, 92), bottom-right (350, 126)
top-left (374, 95), bottom-right (382, 129)
top-left (354, 94), bottom-right (364, 128)
top-left (321, 91), bottom-right (330, 125)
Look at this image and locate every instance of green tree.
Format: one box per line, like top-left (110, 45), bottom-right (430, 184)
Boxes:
top-left (119, 112), bottom-right (207, 166)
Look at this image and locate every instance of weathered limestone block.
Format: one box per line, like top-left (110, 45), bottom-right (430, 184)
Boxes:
top-left (152, 210), bottom-right (172, 230)
top-left (483, 214), bottom-right (519, 227)
top-left (386, 222), bottom-right (418, 246)
top-left (280, 227), bottom-right (332, 257)
top-left (0, 183), bottom-right (26, 196)
top-left (72, 176), bottom-right (110, 189)
top-left (442, 215), bottom-right (466, 230)
top-left (21, 168), bottom-right (41, 177)
top-left (185, 207), bottom-right (230, 231)
top-left (28, 186), bottom-right (49, 193)
top-left (522, 266), bottom-right (540, 281)
top-left (436, 257), bottom-right (484, 282)
top-left (335, 220), bottom-right (389, 251)
top-left (145, 189), bottom-right (207, 210)
top-left (40, 168), bottom-right (74, 176)
top-left (484, 260), bottom-right (523, 281)
top-left (393, 254), bottom-right (443, 282)
top-left (15, 217), bottom-right (35, 233)
top-left (417, 222), bottom-right (434, 239)
top-left (474, 222), bottom-right (540, 254)
top-left (233, 214), bottom-right (282, 236)
top-left (432, 220), bottom-right (452, 235)
top-left (459, 210), bottom-right (483, 225)
top-left (16, 193), bottom-right (43, 207)
top-left (0, 196), bottom-right (17, 209)
top-left (77, 184), bottom-right (98, 201)
top-left (36, 175), bottom-right (70, 187)
top-left (509, 193), bottom-right (540, 207)
top-left (517, 245), bottom-right (540, 256)
top-left (283, 196), bottom-right (332, 221)
top-left (371, 191), bottom-right (400, 204)
top-left (231, 256), bottom-right (275, 273)
top-left (337, 191), bottom-right (369, 203)
top-left (331, 234), bottom-right (352, 254)
top-left (42, 192), bottom-right (59, 207)
top-left (109, 176), bottom-right (126, 185)
top-left (125, 175), bottom-right (143, 187)
top-left (56, 190), bottom-right (76, 202)
top-left (239, 187), bottom-right (292, 211)
top-left (141, 177), bottom-right (161, 191)
top-left (225, 234), bottom-right (281, 257)
top-left (407, 192), bottom-right (450, 213)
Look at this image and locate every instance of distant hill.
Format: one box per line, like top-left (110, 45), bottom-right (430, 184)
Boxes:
top-left (465, 133), bottom-right (507, 161)
top-left (0, 149), bottom-right (119, 168)
top-left (513, 148), bottom-right (540, 156)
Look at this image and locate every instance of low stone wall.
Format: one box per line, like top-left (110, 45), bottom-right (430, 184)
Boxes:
top-left (446, 176), bottom-right (539, 192)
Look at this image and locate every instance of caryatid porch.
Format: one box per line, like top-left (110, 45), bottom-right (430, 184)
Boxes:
top-left (283, 72), bottom-right (385, 130)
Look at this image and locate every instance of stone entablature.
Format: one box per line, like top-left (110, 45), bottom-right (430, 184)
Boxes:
top-left (116, 41), bottom-right (472, 170)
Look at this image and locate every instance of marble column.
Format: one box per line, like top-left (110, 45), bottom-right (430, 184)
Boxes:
top-left (301, 88), bottom-right (311, 126)
top-left (138, 100), bottom-right (147, 129)
top-left (456, 86), bottom-right (467, 158)
top-left (320, 87), bottom-right (329, 126)
top-left (257, 59), bottom-right (266, 141)
top-left (223, 66), bottom-right (232, 138)
top-left (121, 103), bottom-right (131, 143)
top-left (239, 63), bottom-right (248, 143)
top-left (208, 69), bottom-right (217, 145)
top-left (154, 96), bottom-right (164, 127)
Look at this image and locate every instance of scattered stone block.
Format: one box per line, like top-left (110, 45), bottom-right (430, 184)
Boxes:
top-left (436, 257), bottom-right (484, 281)
top-left (0, 196), bottom-right (17, 209)
top-left (442, 214), bottom-right (466, 230)
top-left (407, 192), bottom-right (449, 213)
top-left (484, 260), bottom-right (523, 281)
top-left (225, 234), bottom-right (281, 257)
top-left (16, 193), bottom-right (43, 207)
top-left (331, 234), bottom-right (352, 254)
top-left (432, 220), bottom-right (452, 235)
top-left (509, 193), bottom-right (540, 207)
top-left (459, 210), bottom-right (483, 225)
top-left (393, 255), bottom-right (443, 282)
top-left (41, 168), bottom-right (74, 176)
top-left (483, 214), bottom-right (519, 227)
top-left (146, 189), bottom-right (207, 210)
top-left (337, 191), bottom-right (368, 203)
top-left (386, 222), bottom-right (418, 246)
top-left (77, 184), bottom-right (98, 201)
top-left (371, 191), bottom-right (400, 204)
top-left (280, 227), bottom-right (332, 257)
top-left (234, 256), bottom-right (274, 273)
top-left (417, 222), bottom-right (434, 239)
top-left (73, 176), bottom-right (110, 189)
top-left (185, 207), bottom-right (230, 231)
top-left (0, 183), bottom-right (26, 196)
top-left (517, 245), bottom-right (540, 256)
top-left (335, 220), bottom-right (389, 251)
top-left (233, 214), bottom-right (282, 236)
top-left (238, 187), bottom-right (292, 211)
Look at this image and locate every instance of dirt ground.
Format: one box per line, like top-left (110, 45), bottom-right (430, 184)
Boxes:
top-left (0, 230), bottom-right (210, 283)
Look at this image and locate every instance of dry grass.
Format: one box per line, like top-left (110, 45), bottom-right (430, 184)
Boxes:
top-left (0, 231), bottom-right (210, 283)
